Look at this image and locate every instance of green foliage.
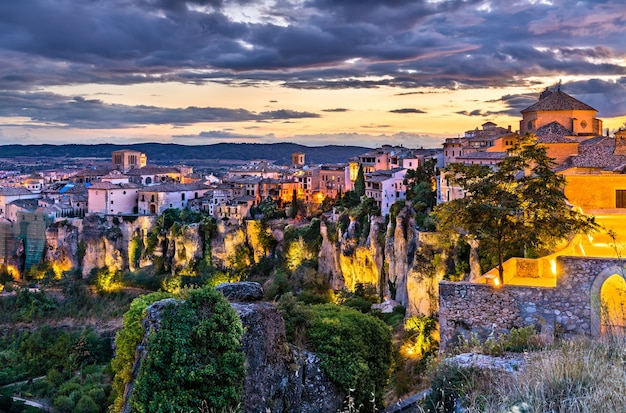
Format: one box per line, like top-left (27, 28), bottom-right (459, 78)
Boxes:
top-left (74, 395), bottom-right (100, 413)
top-left (455, 326), bottom-right (540, 356)
top-left (376, 305), bottom-right (406, 328)
top-left (77, 241), bottom-right (87, 268)
top-left (338, 190), bottom-right (361, 209)
top-left (404, 158), bottom-right (438, 223)
top-left (256, 219), bottom-right (278, 257)
top-left (110, 291), bottom-right (174, 413)
top-left (403, 316), bottom-right (439, 359)
top-left (0, 326), bottom-right (112, 387)
top-left (227, 243), bottom-right (254, 279)
top-left (129, 236), bottom-right (143, 268)
top-left (305, 304), bottom-right (392, 410)
top-left (354, 165), bottom-right (365, 197)
top-left (127, 287), bottom-right (245, 413)
top-left (434, 134), bottom-right (598, 282)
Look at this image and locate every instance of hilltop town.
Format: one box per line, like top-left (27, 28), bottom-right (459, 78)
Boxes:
top-left (2, 86), bottom-right (626, 413)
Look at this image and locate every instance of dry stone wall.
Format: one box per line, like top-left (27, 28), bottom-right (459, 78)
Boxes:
top-left (439, 256), bottom-right (625, 351)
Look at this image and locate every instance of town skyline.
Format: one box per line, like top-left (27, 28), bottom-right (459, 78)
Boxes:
top-left (1, 0), bottom-right (625, 148)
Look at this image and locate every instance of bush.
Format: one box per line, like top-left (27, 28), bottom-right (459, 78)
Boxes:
top-left (112, 288), bottom-right (246, 413)
top-left (306, 304), bottom-right (392, 410)
top-left (110, 291), bottom-right (174, 412)
top-left (53, 395), bottom-right (75, 413)
top-left (73, 395), bottom-right (99, 413)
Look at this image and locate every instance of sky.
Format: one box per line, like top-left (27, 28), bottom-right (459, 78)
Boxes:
top-left (0, 0), bottom-right (625, 149)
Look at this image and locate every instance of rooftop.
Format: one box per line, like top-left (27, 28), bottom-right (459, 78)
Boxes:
top-left (521, 89), bottom-right (597, 113)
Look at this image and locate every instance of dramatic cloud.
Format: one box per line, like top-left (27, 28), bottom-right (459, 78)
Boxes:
top-left (0, 0), bottom-right (624, 143)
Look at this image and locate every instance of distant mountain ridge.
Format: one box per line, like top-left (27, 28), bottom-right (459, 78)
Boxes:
top-left (0, 143), bottom-right (371, 165)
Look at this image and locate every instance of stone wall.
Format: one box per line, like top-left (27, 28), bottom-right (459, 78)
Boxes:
top-left (439, 256), bottom-right (625, 351)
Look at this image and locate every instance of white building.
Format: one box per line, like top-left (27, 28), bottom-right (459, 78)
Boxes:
top-left (0, 187), bottom-right (40, 218)
top-left (365, 168), bottom-right (407, 216)
top-left (138, 183), bottom-right (210, 215)
top-left (87, 182), bottom-right (141, 215)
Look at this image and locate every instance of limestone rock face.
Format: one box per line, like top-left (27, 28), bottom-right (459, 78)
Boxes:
top-left (317, 221), bottom-right (342, 288)
top-left (165, 223), bottom-right (203, 274)
top-left (45, 220), bottom-right (81, 272)
top-left (43, 215), bottom-right (157, 277)
top-left (232, 301), bottom-right (343, 413)
top-left (318, 205), bottom-right (446, 317)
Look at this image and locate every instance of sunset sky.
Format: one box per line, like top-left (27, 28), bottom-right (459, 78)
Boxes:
top-left (0, 0), bottom-right (625, 148)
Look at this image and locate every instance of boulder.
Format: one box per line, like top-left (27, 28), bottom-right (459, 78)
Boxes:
top-left (216, 281), bottom-right (264, 302)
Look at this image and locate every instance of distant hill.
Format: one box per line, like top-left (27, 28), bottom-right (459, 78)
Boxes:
top-left (0, 143), bottom-right (371, 165)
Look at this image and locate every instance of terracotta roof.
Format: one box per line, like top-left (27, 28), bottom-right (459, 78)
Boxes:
top-left (564, 136), bottom-right (626, 170)
top-left (521, 89), bottom-right (597, 113)
top-left (458, 152), bottom-right (507, 160)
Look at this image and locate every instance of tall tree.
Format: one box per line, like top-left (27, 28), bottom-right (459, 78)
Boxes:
top-left (354, 164), bottom-right (366, 197)
top-left (404, 158), bottom-right (437, 225)
top-left (434, 134), bottom-right (597, 283)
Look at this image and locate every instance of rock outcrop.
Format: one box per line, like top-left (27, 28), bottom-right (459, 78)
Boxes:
top-left (319, 205), bottom-right (448, 316)
top-left (120, 283), bottom-right (343, 413)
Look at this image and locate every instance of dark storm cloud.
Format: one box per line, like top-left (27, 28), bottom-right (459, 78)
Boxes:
top-left (0, 90), bottom-right (319, 128)
top-left (389, 108), bottom-right (426, 114)
top-left (0, 0), bottom-right (625, 129)
top-left (1, 0), bottom-right (623, 89)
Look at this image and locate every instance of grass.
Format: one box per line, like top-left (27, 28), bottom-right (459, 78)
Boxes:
top-left (418, 334), bottom-right (626, 412)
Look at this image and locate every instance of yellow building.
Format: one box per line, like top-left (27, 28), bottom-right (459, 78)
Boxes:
top-left (520, 87), bottom-right (602, 137)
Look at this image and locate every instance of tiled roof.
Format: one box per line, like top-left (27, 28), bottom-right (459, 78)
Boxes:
top-left (89, 182), bottom-right (141, 190)
top-left (0, 186), bottom-right (34, 196)
top-left (138, 183), bottom-right (209, 193)
top-left (565, 136), bottom-right (626, 170)
top-left (9, 198), bottom-right (39, 210)
top-left (125, 165), bottom-right (180, 175)
top-left (458, 152), bottom-right (507, 160)
top-left (535, 121), bottom-right (577, 143)
top-left (521, 90), bottom-right (597, 113)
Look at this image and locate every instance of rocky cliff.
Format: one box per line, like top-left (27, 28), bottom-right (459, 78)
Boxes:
top-left (318, 205), bottom-right (448, 316)
top-left (120, 283), bottom-right (342, 413)
top-left (43, 208), bottom-right (447, 316)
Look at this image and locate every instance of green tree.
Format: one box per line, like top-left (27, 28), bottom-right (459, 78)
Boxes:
top-left (404, 158), bottom-right (437, 211)
top-left (434, 134), bottom-right (597, 283)
top-left (354, 165), bottom-right (365, 197)
top-left (290, 189), bottom-right (298, 219)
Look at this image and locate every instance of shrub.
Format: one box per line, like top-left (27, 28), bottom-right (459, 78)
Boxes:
top-left (73, 395), bottom-right (99, 413)
top-left (305, 304), bottom-right (392, 410)
top-left (128, 287), bottom-right (245, 413)
top-left (110, 292), bottom-right (174, 412)
top-left (111, 288), bottom-right (245, 413)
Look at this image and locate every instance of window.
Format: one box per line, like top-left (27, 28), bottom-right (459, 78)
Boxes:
top-left (617, 190), bottom-right (626, 208)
